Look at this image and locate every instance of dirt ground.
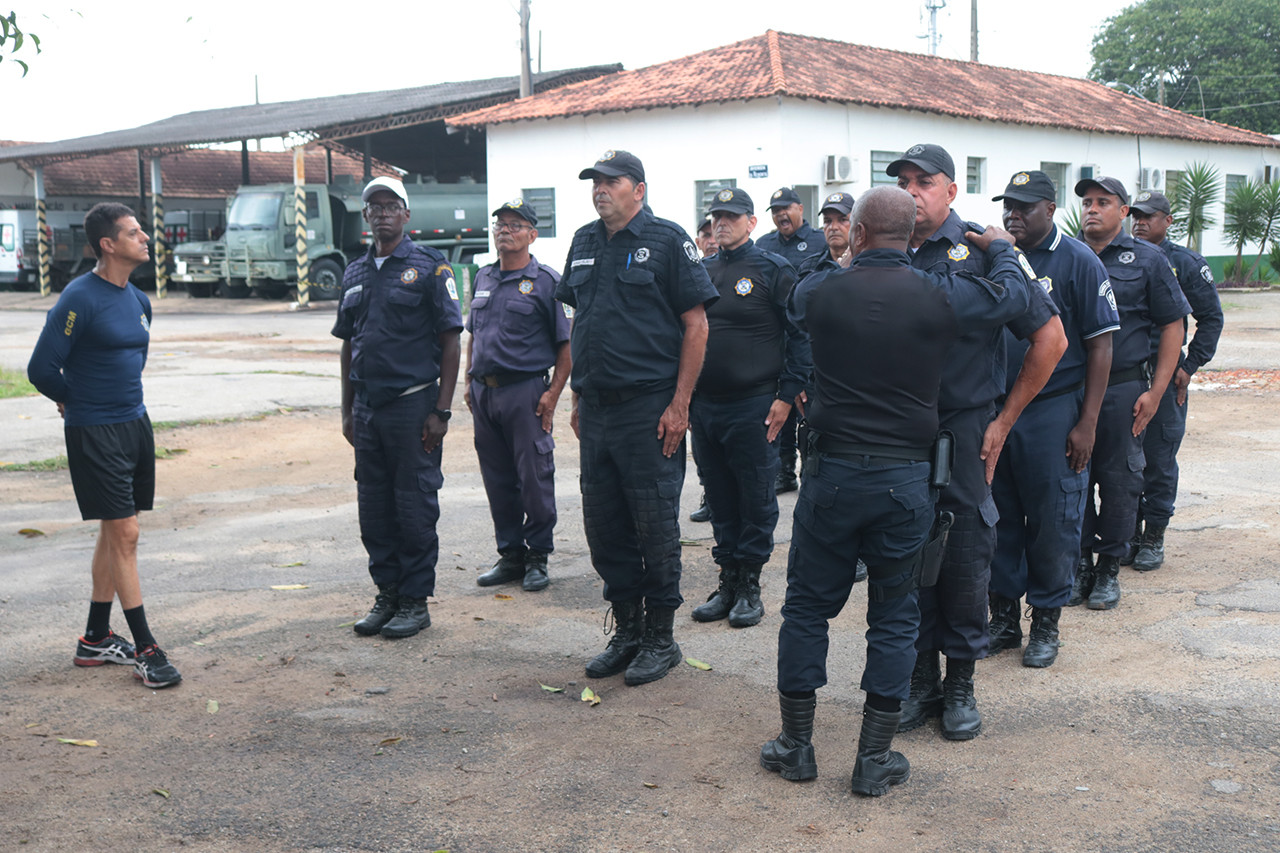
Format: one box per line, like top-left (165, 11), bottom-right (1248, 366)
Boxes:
top-left (2, 300), bottom-right (1280, 852)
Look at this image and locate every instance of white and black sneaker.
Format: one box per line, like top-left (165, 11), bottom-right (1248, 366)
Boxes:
top-left (74, 631), bottom-right (136, 667)
top-left (133, 644), bottom-right (182, 688)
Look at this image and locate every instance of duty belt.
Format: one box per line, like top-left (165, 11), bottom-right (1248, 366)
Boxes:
top-left (1108, 362), bottom-right (1149, 386)
top-left (693, 381), bottom-right (778, 404)
top-left (582, 385), bottom-right (670, 407)
top-left (476, 370), bottom-right (547, 388)
top-left (1028, 381), bottom-right (1085, 404)
top-left (811, 435), bottom-right (931, 465)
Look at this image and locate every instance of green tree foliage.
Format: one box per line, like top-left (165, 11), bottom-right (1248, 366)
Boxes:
top-left (1222, 179), bottom-right (1267, 281)
top-left (0, 11), bottom-right (40, 76)
top-left (1167, 162), bottom-right (1220, 253)
top-left (1089, 0), bottom-right (1280, 134)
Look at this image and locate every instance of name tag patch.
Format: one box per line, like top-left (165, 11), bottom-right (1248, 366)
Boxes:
top-left (571, 258), bottom-right (595, 268)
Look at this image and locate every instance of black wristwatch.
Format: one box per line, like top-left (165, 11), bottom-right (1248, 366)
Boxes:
top-left (431, 407), bottom-right (452, 421)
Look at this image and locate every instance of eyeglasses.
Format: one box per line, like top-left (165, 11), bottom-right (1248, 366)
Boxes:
top-left (366, 203), bottom-right (405, 216)
top-left (491, 221), bottom-right (532, 233)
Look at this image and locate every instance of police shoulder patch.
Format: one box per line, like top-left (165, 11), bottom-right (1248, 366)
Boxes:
top-left (682, 240), bottom-right (698, 263)
top-left (734, 278), bottom-right (754, 296)
top-left (1100, 280), bottom-right (1117, 312)
top-left (563, 303), bottom-right (575, 319)
top-left (1017, 251), bottom-right (1037, 280)
top-left (1200, 264), bottom-right (1214, 283)
top-left (948, 244), bottom-right (970, 262)
top-left (140, 313), bottom-right (150, 332)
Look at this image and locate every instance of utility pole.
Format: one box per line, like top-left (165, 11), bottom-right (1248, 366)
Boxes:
top-left (1157, 74), bottom-right (1166, 106)
top-left (970, 0), bottom-right (978, 62)
top-left (925, 0), bottom-right (946, 56)
top-left (519, 0), bottom-right (532, 98)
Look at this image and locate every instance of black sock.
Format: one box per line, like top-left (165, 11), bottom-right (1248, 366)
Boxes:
top-left (122, 605), bottom-right (157, 648)
top-left (866, 692), bottom-right (901, 713)
top-left (84, 600), bottom-right (113, 642)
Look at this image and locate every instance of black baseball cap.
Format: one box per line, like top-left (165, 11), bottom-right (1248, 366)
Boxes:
top-left (1074, 176), bottom-right (1130, 207)
top-left (1130, 190), bottom-right (1171, 216)
top-left (707, 187), bottom-right (754, 215)
top-left (819, 191), bottom-right (854, 216)
top-left (886, 143), bottom-right (955, 181)
top-left (992, 170), bottom-right (1057, 204)
top-left (579, 149), bottom-right (645, 184)
top-left (768, 187), bottom-right (802, 209)
top-left (491, 197), bottom-right (538, 226)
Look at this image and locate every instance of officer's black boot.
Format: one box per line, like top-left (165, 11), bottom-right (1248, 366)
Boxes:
top-left (624, 604), bottom-right (683, 686)
top-left (691, 561), bottom-right (738, 623)
top-left (1022, 606), bottom-right (1061, 668)
top-left (1120, 518), bottom-right (1143, 566)
top-left (689, 492), bottom-right (711, 523)
top-left (522, 550), bottom-right (550, 592)
top-left (940, 657), bottom-right (982, 740)
top-left (759, 691), bottom-right (818, 781)
top-left (987, 593), bottom-right (1023, 655)
top-left (380, 596), bottom-right (430, 638)
top-left (728, 563), bottom-right (764, 628)
top-left (585, 600), bottom-right (644, 678)
top-left (1088, 555), bottom-right (1122, 610)
top-left (1133, 523), bottom-right (1167, 572)
top-left (897, 651), bottom-right (943, 732)
top-left (1066, 550), bottom-right (1095, 607)
top-left (851, 704), bottom-right (911, 797)
top-left (477, 547), bottom-right (526, 587)
top-left (353, 584), bottom-right (399, 636)
top-left (775, 446), bottom-right (799, 494)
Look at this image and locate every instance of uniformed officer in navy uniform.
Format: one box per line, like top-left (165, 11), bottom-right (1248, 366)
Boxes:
top-left (890, 144), bottom-right (1065, 740)
top-left (465, 198), bottom-right (572, 593)
top-left (688, 188), bottom-right (810, 629)
top-left (795, 191), bottom-right (855, 280)
top-left (558, 150), bottom-right (718, 686)
top-left (1127, 190), bottom-right (1224, 572)
top-left (1069, 177), bottom-right (1189, 610)
top-left (334, 176), bottom-right (463, 640)
top-left (758, 187), bottom-right (826, 495)
top-left (987, 171), bottom-right (1119, 668)
top-left (689, 216), bottom-right (719, 525)
top-left (761, 186), bottom-right (1036, 797)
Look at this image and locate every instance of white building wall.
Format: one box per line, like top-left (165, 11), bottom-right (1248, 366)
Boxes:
top-left (483, 99), bottom-right (1280, 270)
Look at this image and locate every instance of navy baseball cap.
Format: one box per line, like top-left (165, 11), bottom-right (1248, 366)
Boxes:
top-left (768, 187), bottom-right (802, 209)
top-left (886, 144), bottom-right (956, 181)
top-left (1130, 190), bottom-right (1171, 216)
top-left (579, 149), bottom-right (645, 184)
top-left (491, 197), bottom-right (538, 226)
top-left (992, 170), bottom-right (1057, 204)
top-left (819, 191), bottom-right (854, 216)
top-left (1074, 176), bottom-right (1130, 207)
top-left (708, 187), bottom-right (754, 215)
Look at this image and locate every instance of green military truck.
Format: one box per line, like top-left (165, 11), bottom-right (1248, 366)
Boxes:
top-left (174, 178), bottom-right (489, 299)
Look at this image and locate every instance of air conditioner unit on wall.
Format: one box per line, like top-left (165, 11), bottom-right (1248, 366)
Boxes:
top-left (1140, 167), bottom-right (1164, 190)
top-left (1080, 164), bottom-right (1099, 181)
top-left (825, 155), bottom-right (855, 184)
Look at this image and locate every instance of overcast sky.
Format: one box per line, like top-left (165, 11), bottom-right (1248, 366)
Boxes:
top-left (6, 0), bottom-right (1134, 143)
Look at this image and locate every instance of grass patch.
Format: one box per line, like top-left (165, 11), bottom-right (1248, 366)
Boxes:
top-left (2, 455), bottom-right (68, 472)
top-left (0, 366), bottom-right (39, 399)
top-left (151, 411), bottom-right (274, 431)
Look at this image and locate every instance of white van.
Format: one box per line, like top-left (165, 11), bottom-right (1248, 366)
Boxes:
top-left (0, 210), bottom-right (20, 288)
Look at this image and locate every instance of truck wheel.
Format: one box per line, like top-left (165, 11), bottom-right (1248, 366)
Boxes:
top-left (307, 259), bottom-right (343, 300)
top-left (218, 277), bottom-right (250, 299)
top-left (186, 281), bottom-right (215, 298)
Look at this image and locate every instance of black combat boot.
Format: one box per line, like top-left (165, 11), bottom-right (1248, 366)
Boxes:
top-left (353, 584), bottom-right (399, 636)
top-left (522, 551), bottom-right (550, 591)
top-left (987, 593), bottom-right (1023, 655)
top-left (624, 604), bottom-right (683, 686)
top-left (477, 547), bottom-right (526, 587)
top-left (850, 704), bottom-right (911, 797)
top-left (380, 596), bottom-right (430, 638)
top-left (690, 492), bottom-right (711, 523)
top-left (897, 651), bottom-right (943, 732)
top-left (775, 446), bottom-right (799, 494)
top-left (585, 600), bottom-right (643, 678)
top-left (728, 563), bottom-right (764, 628)
top-left (760, 692), bottom-right (818, 781)
top-left (1066, 550), bottom-right (1094, 607)
top-left (1120, 518), bottom-right (1142, 566)
top-left (1088, 555), bottom-right (1121, 610)
top-left (941, 657), bottom-right (982, 740)
top-left (1022, 606), bottom-right (1061, 668)
top-left (1133, 523), bottom-right (1167, 572)
top-left (691, 561), bottom-right (738, 623)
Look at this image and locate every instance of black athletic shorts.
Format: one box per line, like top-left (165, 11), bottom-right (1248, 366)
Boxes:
top-left (65, 414), bottom-right (155, 521)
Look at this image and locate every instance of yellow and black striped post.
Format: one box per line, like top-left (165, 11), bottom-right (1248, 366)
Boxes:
top-left (293, 147), bottom-right (310, 307)
top-left (150, 159), bottom-right (168, 298)
top-left (34, 165), bottom-right (51, 296)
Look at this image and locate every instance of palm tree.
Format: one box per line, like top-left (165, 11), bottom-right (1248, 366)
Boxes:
top-left (1251, 181), bottom-right (1280, 280)
top-left (1169, 162), bottom-right (1220, 253)
top-left (1057, 204), bottom-right (1082, 239)
top-left (1223, 179), bottom-right (1266, 282)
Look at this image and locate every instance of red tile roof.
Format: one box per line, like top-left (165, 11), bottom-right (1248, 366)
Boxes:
top-left (6, 147), bottom-right (394, 199)
top-left (448, 31), bottom-right (1278, 148)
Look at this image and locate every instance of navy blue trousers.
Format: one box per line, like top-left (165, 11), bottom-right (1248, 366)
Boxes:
top-left (471, 376), bottom-right (558, 554)
top-left (353, 389), bottom-right (442, 599)
top-left (777, 456), bottom-right (933, 701)
top-left (689, 392), bottom-right (780, 566)
top-left (578, 391), bottom-right (686, 608)
top-left (917, 403), bottom-right (997, 660)
top-left (991, 391), bottom-right (1089, 608)
top-left (1083, 378), bottom-right (1146, 557)
top-left (1139, 383), bottom-right (1187, 527)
